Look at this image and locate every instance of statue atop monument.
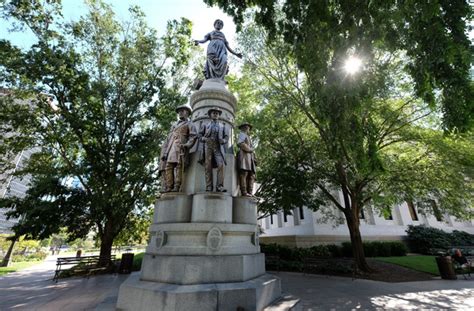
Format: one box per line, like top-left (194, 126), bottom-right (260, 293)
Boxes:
top-left (194, 19), bottom-right (243, 80)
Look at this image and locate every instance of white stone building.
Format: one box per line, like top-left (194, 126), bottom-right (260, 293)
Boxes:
top-left (258, 195), bottom-right (474, 247)
top-left (0, 89), bottom-right (35, 234)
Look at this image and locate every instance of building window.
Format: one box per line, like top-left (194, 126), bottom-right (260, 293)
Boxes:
top-left (283, 211), bottom-right (288, 223)
top-left (359, 208), bottom-right (365, 220)
top-left (430, 200), bottom-right (443, 222)
top-left (383, 207), bottom-right (393, 220)
top-left (299, 206), bottom-right (304, 220)
top-left (406, 201), bottom-right (419, 221)
top-left (270, 214), bottom-right (273, 225)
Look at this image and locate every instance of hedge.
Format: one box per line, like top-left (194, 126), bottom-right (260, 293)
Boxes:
top-left (406, 225), bottom-right (474, 254)
top-left (261, 241), bottom-right (407, 258)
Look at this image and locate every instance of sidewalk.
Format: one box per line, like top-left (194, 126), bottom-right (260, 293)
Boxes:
top-left (0, 256), bottom-right (128, 310)
top-left (0, 257), bottom-right (473, 310)
top-left (278, 271), bottom-right (474, 310)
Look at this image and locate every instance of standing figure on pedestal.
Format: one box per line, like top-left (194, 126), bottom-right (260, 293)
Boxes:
top-left (161, 105), bottom-right (197, 192)
top-left (199, 107), bottom-right (229, 192)
top-left (237, 123), bottom-right (257, 196)
top-left (194, 19), bottom-right (243, 80)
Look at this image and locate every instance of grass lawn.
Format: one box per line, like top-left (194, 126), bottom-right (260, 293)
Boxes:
top-left (0, 261), bottom-right (39, 276)
top-left (132, 252), bottom-right (144, 271)
top-left (375, 256), bottom-right (439, 276)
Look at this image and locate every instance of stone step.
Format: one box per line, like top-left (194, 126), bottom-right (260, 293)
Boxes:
top-left (264, 294), bottom-right (301, 311)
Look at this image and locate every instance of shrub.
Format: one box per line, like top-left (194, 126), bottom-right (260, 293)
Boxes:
top-left (341, 242), bottom-right (353, 257)
top-left (12, 251), bottom-right (48, 262)
top-left (450, 230), bottom-right (474, 246)
top-left (326, 244), bottom-right (343, 257)
top-left (260, 243), bottom-right (281, 255)
top-left (389, 241), bottom-right (408, 256)
top-left (308, 245), bottom-right (331, 257)
top-left (406, 225), bottom-right (453, 254)
top-left (333, 241), bottom-right (407, 257)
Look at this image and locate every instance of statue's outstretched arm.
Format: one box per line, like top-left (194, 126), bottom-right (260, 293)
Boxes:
top-left (225, 41), bottom-right (243, 59)
top-left (194, 33), bottom-right (210, 45)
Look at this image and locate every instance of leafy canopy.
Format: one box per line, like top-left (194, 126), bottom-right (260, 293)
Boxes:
top-left (0, 0), bottom-right (197, 253)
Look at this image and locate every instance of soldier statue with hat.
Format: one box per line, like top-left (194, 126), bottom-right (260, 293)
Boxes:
top-left (236, 122), bottom-right (257, 196)
top-left (198, 107), bottom-right (229, 192)
top-left (160, 104), bottom-right (197, 192)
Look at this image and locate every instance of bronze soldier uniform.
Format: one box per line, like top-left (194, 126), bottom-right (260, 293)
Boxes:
top-left (161, 105), bottom-right (196, 192)
top-left (237, 123), bottom-right (257, 196)
top-left (199, 108), bottom-right (229, 192)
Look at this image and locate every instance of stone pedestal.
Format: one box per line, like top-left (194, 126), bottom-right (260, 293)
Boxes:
top-left (191, 192), bottom-right (233, 223)
top-left (233, 196), bottom-right (258, 225)
top-left (153, 193), bottom-right (192, 223)
top-left (117, 273), bottom-right (281, 311)
top-left (116, 79), bottom-right (282, 310)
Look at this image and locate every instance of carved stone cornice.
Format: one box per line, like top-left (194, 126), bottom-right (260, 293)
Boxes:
top-left (190, 89), bottom-right (237, 110)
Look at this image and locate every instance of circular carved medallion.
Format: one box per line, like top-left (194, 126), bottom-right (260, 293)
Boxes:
top-left (206, 227), bottom-right (223, 251)
top-left (155, 231), bottom-right (166, 249)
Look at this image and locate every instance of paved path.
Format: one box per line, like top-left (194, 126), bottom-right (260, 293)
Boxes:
top-left (0, 256), bottom-right (128, 310)
top-left (1, 258), bottom-right (474, 310)
top-left (277, 271), bottom-right (474, 310)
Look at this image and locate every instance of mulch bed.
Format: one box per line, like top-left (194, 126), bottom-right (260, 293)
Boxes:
top-left (270, 258), bottom-right (436, 283)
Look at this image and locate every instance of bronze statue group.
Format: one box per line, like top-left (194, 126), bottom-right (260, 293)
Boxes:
top-left (159, 19), bottom-right (254, 197)
top-left (159, 105), bottom-right (256, 197)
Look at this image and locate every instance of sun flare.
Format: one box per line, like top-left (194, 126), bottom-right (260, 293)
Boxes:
top-left (344, 56), bottom-right (362, 75)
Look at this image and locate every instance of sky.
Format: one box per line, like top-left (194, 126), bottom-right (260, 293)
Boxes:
top-left (0, 0), bottom-right (239, 49)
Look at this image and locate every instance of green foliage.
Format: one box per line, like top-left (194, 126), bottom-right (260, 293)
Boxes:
top-left (261, 241), bottom-right (405, 259)
top-left (12, 250), bottom-right (47, 262)
top-left (69, 238), bottom-right (94, 250)
top-left (406, 225), bottom-right (474, 254)
top-left (0, 1), bottom-right (198, 257)
top-left (450, 230), bottom-right (474, 247)
top-left (206, 0), bottom-right (473, 131)
top-left (113, 207), bottom-right (152, 247)
top-left (342, 241), bottom-right (407, 257)
top-left (0, 261), bottom-right (39, 276)
top-left (406, 225), bottom-right (452, 254)
top-left (132, 252), bottom-right (144, 271)
top-left (0, 0), bottom-right (62, 37)
top-left (226, 6), bottom-right (473, 272)
top-left (307, 245), bottom-right (332, 257)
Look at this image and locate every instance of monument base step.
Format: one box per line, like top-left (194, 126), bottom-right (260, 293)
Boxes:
top-left (263, 294), bottom-right (301, 311)
top-left (116, 273), bottom-right (281, 311)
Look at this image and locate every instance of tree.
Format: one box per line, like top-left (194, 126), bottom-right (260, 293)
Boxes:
top-left (227, 15), bottom-right (473, 272)
top-left (0, 0), bottom-right (197, 260)
top-left (112, 207), bottom-right (152, 247)
top-left (0, 233), bottom-right (18, 267)
top-left (206, 0), bottom-right (473, 132)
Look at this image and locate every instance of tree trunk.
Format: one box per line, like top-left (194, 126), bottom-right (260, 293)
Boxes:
top-left (1, 235), bottom-right (18, 267)
top-left (98, 224), bottom-right (115, 266)
top-left (345, 213), bottom-right (372, 272)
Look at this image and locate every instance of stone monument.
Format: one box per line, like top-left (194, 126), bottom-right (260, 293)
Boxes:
top-left (116, 20), bottom-right (282, 311)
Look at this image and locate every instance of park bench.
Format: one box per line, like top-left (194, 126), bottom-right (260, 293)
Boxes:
top-left (430, 247), bottom-right (474, 280)
top-left (53, 255), bottom-right (118, 282)
top-left (452, 255), bottom-right (474, 280)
